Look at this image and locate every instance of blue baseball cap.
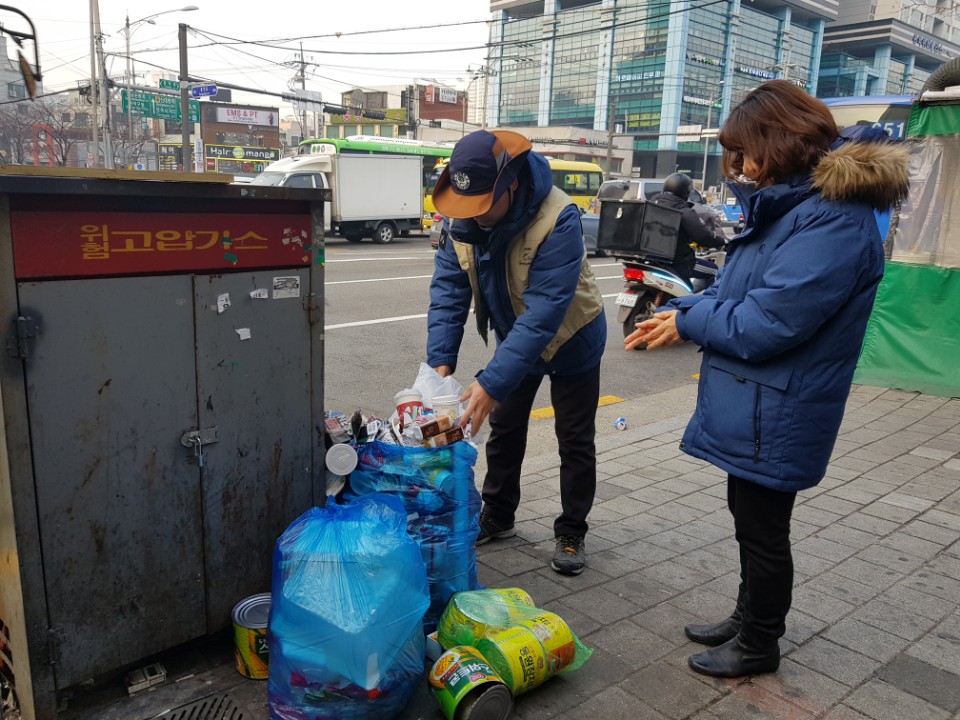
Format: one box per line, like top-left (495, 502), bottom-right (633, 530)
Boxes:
top-left (433, 129), bottom-right (532, 219)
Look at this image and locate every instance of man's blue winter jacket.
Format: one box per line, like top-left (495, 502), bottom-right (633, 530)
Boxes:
top-left (426, 152), bottom-right (606, 402)
top-left (669, 137), bottom-right (911, 491)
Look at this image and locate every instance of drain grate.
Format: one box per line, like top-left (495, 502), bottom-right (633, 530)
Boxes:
top-left (154, 694), bottom-right (243, 720)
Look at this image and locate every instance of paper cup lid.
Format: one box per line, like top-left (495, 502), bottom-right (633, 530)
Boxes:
top-left (395, 388), bottom-right (423, 403)
top-left (326, 444), bottom-right (358, 475)
top-left (432, 394), bottom-right (460, 404)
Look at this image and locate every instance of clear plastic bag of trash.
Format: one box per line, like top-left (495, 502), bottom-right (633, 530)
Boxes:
top-left (267, 494), bottom-right (430, 720)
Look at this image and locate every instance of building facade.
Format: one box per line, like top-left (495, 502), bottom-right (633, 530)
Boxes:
top-left (817, 1), bottom-right (960, 98)
top-left (487, 0), bottom-right (838, 183)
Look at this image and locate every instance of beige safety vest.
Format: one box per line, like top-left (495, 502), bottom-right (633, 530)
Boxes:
top-left (452, 186), bottom-right (604, 362)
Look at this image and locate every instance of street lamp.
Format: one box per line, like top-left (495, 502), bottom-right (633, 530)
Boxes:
top-left (123, 5), bottom-right (198, 167)
top-left (701, 80), bottom-right (724, 192)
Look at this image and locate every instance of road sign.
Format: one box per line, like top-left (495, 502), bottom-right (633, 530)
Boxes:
top-left (122, 90), bottom-right (200, 123)
top-left (191, 84), bottom-right (218, 98)
top-left (159, 79), bottom-right (179, 90)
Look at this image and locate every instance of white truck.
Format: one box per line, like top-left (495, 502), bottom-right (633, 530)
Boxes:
top-left (249, 153), bottom-right (423, 243)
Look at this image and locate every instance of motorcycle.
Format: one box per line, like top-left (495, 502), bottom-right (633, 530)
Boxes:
top-left (614, 248), bottom-right (726, 339)
top-left (595, 195), bottom-right (727, 338)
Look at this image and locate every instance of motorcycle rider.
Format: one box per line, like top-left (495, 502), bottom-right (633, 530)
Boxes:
top-left (648, 173), bottom-right (727, 283)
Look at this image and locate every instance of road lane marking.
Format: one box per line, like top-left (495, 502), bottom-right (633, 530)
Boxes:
top-left (530, 394), bottom-right (624, 420)
top-left (327, 274), bottom-right (434, 285)
top-left (326, 313), bottom-right (428, 330)
top-left (326, 257), bottom-right (426, 262)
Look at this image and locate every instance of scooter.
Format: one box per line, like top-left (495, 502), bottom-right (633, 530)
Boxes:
top-left (614, 247), bottom-right (726, 339)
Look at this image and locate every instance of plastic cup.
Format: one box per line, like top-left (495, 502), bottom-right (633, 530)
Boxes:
top-left (432, 393), bottom-right (461, 418)
top-left (395, 388), bottom-right (424, 429)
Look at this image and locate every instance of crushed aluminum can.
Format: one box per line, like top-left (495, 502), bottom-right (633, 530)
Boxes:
top-left (614, 417), bottom-right (627, 431)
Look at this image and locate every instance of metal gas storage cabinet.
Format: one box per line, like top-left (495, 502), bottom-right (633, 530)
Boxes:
top-left (0, 170), bottom-right (326, 720)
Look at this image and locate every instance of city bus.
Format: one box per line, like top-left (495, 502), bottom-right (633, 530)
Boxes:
top-left (821, 95), bottom-right (915, 140)
top-left (425, 157), bottom-right (605, 224)
top-left (297, 135), bottom-right (454, 228)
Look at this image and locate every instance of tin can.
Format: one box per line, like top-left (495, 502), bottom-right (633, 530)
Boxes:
top-left (438, 588), bottom-right (536, 647)
top-left (232, 593), bottom-right (271, 679)
top-left (475, 625), bottom-right (549, 695)
top-left (518, 612), bottom-right (576, 673)
top-left (614, 417), bottom-right (627, 430)
top-left (429, 646), bottom-right (513, 720)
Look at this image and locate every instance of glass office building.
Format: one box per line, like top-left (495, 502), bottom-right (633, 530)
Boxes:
top-left (817, 1), bottom-right (960, 99)
top-left (487, 0), bottom-right (837, 183)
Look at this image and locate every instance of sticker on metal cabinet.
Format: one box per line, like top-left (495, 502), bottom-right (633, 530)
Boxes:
top-left (615, 292), bottom-right (638, 308)
top-left (217, 293), bottom-right (231, 313)
top-left (249, 288), bottom-right (268, 299)
top-left (272, 276), bottom-right (301, 299)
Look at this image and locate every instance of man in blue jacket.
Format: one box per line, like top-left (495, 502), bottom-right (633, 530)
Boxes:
top-left (427, 129), bottom-right (607, 575)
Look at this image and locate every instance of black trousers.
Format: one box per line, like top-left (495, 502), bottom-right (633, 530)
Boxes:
top-left (482, 365), bottom-right (600, 538)
top-left (728, 474), bottom-right (797, 648)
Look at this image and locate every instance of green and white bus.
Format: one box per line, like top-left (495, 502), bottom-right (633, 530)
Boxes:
top-left (297, 136), bottom-right (454, 228)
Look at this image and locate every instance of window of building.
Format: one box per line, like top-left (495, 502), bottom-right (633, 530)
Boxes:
top-left (7, 84), bottom-right (26, 99)
top-left (379, 124), bottom-right (395, 138)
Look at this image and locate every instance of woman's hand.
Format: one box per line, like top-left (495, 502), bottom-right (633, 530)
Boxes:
top-left (624, 310), bottom-right (683, 351)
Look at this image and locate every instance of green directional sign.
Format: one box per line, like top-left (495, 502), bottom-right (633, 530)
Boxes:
top-left (159, 78), bottom-right (180, 90)
top-left (122, 90), bottom-right (200, 123)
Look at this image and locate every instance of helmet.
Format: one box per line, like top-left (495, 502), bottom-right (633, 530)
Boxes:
top-left (663, 173), bottom-right (693, 201)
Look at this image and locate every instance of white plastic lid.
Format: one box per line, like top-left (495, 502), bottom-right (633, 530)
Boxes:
top-left (395, 388), bottom-right (423, 403)
top-left (326, 443), bottom-right (358, 476)
top-left (432, 394), bottom-right (460, 405)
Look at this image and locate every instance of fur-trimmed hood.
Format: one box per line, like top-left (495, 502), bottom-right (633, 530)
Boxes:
top-left (812, 139), bottom-right (911, 210)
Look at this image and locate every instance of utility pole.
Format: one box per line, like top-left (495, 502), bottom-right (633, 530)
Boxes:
top-left (93, 0), bottom-right (113, 168)
top-left (605, 100), bottom-right (617, 175)
top-left (179, 23), bottom-right (191, 172)
top-left (88, 0), bottom-right (99, 166)
top-left (299, 42), bottom-right (308, 140)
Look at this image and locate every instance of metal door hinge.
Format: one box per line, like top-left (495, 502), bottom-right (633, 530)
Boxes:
top-left (302, 292), bottom-right (321, 325)
top-left (7, 316), bottom-right (38, 360)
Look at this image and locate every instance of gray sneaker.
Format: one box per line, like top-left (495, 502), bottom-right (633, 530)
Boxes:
top-left (551, 535), bottom-right (586, 575)
top-left (476, 509), bottom-right (516, 546)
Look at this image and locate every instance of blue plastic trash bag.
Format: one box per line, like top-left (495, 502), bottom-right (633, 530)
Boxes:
top-left (348, 441), bottom-right (482, 633)
top-left (267, 494), bottom-right (430, 720)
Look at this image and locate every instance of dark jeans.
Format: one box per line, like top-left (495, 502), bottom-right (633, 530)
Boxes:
top-left (482, 365), bottom-right (600, 538)
top-left (728, 474), bottom-right (797, 648)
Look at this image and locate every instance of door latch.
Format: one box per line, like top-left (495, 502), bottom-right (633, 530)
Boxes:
top-left (181, 428), bottom-right (219, 467)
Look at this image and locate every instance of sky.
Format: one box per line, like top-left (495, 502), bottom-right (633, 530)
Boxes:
top-left (24, 0), bottom-right (493, 114)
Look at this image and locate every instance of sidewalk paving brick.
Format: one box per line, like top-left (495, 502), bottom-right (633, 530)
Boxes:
top-left (56, 388), bottom-right (960, 720)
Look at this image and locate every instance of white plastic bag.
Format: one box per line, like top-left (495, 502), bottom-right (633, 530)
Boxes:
top-left (413, 362), bottom-right (464, 410)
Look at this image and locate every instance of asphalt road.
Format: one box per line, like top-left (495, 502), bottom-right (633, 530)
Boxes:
top-left (322, 233), bottom-right (703, 441)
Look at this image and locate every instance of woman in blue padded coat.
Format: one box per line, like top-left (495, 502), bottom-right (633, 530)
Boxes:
top-left (625, 80), bottom-right (910, 678)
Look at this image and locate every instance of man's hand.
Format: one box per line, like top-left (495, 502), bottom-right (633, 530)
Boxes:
top-left (624, 310), bottom-right (683, 351)
top-left (459, 380), bottom-right (497, 434)
top-left (434, 365), bottom-right (453, 378)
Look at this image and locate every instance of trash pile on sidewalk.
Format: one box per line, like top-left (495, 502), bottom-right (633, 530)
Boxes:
top-left (232, 364), bottom-right (592, 720)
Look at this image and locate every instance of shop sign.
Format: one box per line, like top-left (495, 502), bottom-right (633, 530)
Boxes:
top-left (734, 65), bottom-right (775, 80)
top-left (204, 144), bottom-right (281, 161)
top-left (329, 108), bottom-right (407, 124)
top-left (614, 70), bottom-right (663, 83)
top-left (687, 52), bottom-right (725, 67)
top-left (912, 34), bottom-right (945, 55)
top-left (683, 95), bottom-right (721, 107)
top-left (11, 212), bottom-right (312, 279)
top-left (437, 87), bottom-right (458, 104)
top-left (215, 107), bottom-right (278, 127)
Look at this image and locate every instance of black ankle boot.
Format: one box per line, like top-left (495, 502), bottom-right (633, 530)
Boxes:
top-left (684, 616), bottom-right (740, 646)
top-left (687, 637), bottom-right (780, 678)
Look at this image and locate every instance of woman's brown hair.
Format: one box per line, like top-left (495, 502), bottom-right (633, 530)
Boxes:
top-left (718, 80), bottom-right (839, 186)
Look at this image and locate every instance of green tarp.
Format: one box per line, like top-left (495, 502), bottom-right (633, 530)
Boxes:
top-left (853, 100), bottom-right (960, 398)
top-left (855, 262), bottom-right (960, 397)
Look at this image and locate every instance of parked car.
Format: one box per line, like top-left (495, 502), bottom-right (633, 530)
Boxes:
top-left (579, 212), bottom-right (605, 257)
top-left (429, 213), bottom-right (445, 250)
